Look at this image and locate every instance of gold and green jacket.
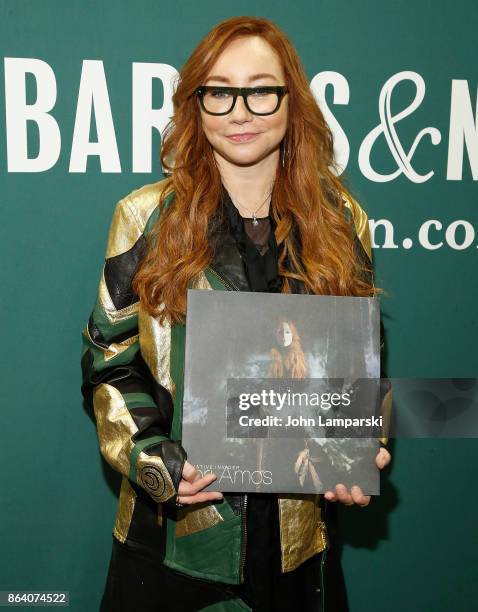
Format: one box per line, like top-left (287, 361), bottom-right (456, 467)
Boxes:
top-left (80, 177), bottom-right (392, 586)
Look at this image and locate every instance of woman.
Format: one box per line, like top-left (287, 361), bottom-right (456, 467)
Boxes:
top-left (81, 15), bottom-right (392, 612)
top-left (268, 318), bottom-right (308, 379)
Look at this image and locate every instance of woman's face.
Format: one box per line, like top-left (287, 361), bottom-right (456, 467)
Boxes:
top-left (198, 36), bottom-right (289, 167)
top-left (277, 322), bottom-right (293, 347)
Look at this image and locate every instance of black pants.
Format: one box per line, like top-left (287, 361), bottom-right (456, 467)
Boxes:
top-left (99, 496), bottom-right (348, 612)
top-left (99, 537), bottom-right (328, 612)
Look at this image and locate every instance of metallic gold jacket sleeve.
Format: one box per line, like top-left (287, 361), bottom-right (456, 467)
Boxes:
top-left (343, 192), bottom-right (392, 446)
top-left (80, 197), bottom-right (186, 506)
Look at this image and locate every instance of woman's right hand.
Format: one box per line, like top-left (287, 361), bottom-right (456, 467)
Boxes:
top-left (176, 460), bottom-right (224, 506)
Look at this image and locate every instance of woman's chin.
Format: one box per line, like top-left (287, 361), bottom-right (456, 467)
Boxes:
top-left (217, 145), bottom-right (274, 167)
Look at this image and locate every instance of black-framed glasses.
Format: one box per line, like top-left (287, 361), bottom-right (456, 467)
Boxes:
top-left (195, 85), bottom-right (289, 116)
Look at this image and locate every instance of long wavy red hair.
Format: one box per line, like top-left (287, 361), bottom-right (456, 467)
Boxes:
top-left (133, 16), bottom-right (378, 326)
top-left (268, 319), bottom-right (308, 379)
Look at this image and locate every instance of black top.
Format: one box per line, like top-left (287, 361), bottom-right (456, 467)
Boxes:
top-left (221, 186), bottom-right (282, 293)
top-left (221, 185), bottom-right (323, 610)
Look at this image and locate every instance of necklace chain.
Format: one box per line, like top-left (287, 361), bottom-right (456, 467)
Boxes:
top-left (223, 180), bottom-right (274, 226)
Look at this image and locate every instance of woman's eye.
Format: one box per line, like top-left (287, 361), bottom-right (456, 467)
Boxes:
top-left (211, 90), bottom-right (230, 98)
top-left (251, 89), bottom-right (269, 97)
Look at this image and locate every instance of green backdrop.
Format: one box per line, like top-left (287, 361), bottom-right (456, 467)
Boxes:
top-left (1, 1), bottom-right (477, 610)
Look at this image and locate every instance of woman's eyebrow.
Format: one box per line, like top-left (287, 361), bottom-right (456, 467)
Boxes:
top-left (204, 73), bottom-right (278, 84)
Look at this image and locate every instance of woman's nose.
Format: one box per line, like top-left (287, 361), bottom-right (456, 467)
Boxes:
top-left (230, 95), bottom-right (253, 120)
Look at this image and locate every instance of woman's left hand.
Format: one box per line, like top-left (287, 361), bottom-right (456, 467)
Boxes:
top-left (323, 447), bottom-right (391, 507)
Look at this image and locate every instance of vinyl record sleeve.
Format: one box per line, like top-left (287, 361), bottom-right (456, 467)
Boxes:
top-left (182, 289), bottom-right (381, 494)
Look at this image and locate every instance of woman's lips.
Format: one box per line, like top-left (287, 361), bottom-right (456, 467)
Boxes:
top-left (226, 133), bottom-right (259, 142)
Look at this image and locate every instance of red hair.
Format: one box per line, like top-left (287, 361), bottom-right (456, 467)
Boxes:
top-left (133, 16), bottom-right (376, 325)
top-left (268, 319), bottom-right (308, 379)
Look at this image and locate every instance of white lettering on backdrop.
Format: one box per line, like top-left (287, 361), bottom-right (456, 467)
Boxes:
top-left (3, 59), bottom-right (476, 182)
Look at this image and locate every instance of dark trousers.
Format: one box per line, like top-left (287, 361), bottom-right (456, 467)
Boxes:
top-left (100, 494), bottom-right (348, 612)
top-left (99, 536), bottom-right (347, 612)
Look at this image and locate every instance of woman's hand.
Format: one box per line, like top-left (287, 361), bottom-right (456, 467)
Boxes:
top-left (323, 446), bottom-right (391, 507)
top-left (176, 460), bottom-right (224, 506)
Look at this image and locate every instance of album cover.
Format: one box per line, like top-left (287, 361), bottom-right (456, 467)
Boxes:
top-left (181, 289), bottom-right (381, 494)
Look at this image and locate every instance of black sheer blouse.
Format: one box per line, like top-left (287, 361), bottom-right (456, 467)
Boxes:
top-left (220, 186), bottom-right (283, 293)
top-left (220, 185), bottom-right (323, 610)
